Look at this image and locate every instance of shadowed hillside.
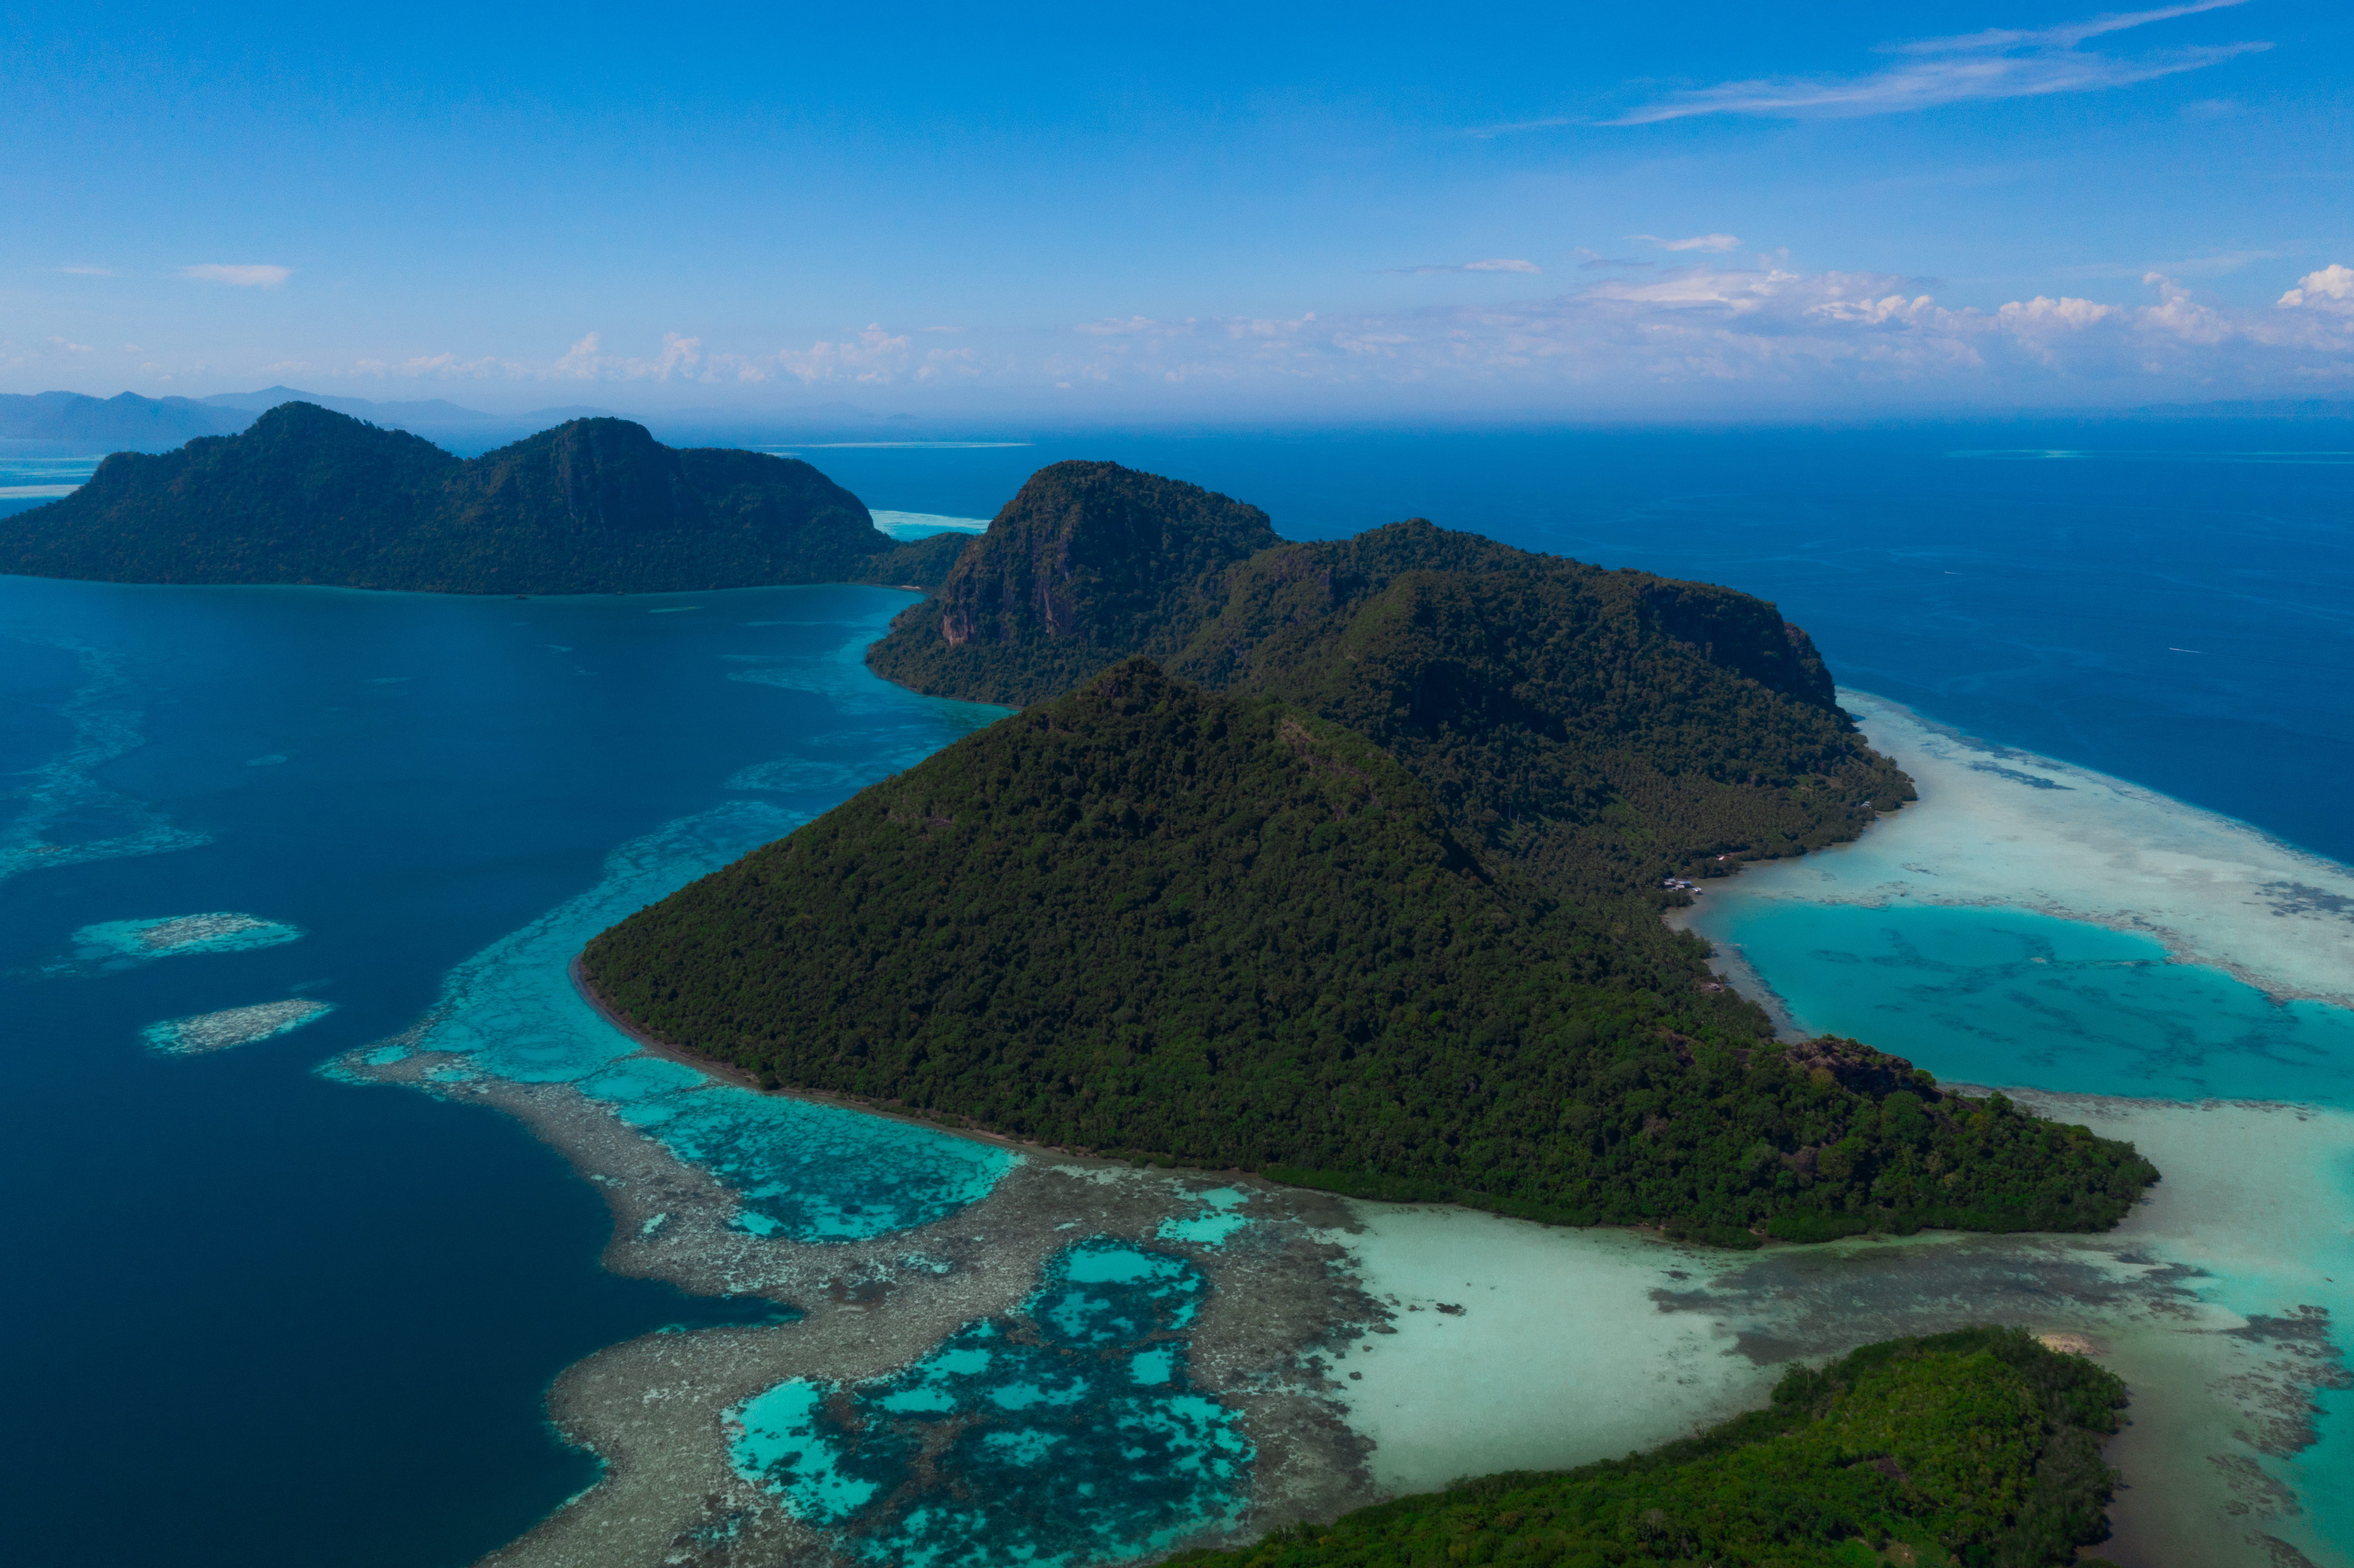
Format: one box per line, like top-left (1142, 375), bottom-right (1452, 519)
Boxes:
top-left (0, 402), bottom-right (969, 594)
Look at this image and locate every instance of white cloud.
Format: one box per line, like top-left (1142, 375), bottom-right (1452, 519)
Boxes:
top-left (1029, 263), bottom-right (2354, 395)
top-left (291, 260), bottom-right (2354, 407)
top-left (551, 330), bottom-right (705, 382)
top-left (1386, 258), bottom-right (1542, 274)
top-left (47, 336), bottom-right (94, 353)
top-left (56, 264), bottom-right (115, 277)
top-left (2279, 264), bottom-right (2354, 314)
top-left (1610, 1), bottom-right (2266, 124)
top-left (1631, 233), bottom-right (1743, 253)
top-left (183, 264), bottom-right (292, 287)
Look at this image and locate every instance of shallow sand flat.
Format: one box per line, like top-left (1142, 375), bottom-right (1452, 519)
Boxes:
top-left (1320, 1208), bottom-right (1778, 1491)
top-left (1327, 1094), bottom-right (2354, 1568)
top-left (1700, 689), bottom-right (2354, 1009)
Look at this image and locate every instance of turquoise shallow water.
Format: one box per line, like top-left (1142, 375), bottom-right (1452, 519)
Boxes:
top-left (1707, 902), bottom-right (2354, 1107)
top-left (1696, 889), bottom-right (2354, 1561)
top-left (729, 1239), bottom-right (1252, 1567)
top-left (342, 794), bottom-right (1018, 1243)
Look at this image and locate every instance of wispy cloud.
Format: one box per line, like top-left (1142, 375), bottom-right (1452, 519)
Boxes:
top-left (47, 336), bottom-right (93, 353)
top-left (1384, 258), bottom-right (1542, 275)
top-left (2059, 247), bottom-right (2285, 279)
top-left (1632, 233), bottom-right (1743, 253)
top-left (1610, 1), bottom-right (2267, 125)
top-left (183, 263), bottom-right (292, 287)
top-left (56, 264), bottom-right (115, 277)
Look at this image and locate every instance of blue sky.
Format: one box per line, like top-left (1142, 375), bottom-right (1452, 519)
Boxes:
top-left (3, 0), bottom-right (2348, 417)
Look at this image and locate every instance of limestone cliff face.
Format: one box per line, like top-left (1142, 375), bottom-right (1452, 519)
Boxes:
top-left (862, 460), bottom-right (1279, 706)
top-left (0, 402), bottom-right (968, 594)
top-left (1635, 578), bottom-right (1839, 708)
top-left (930, 460), bottom-right (1281, 666)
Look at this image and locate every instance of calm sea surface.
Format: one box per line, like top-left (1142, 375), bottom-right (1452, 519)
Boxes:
top-left (2, 419), bottom-right (2349, 1564)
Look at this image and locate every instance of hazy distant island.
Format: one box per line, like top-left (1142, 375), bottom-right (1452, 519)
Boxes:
top-left (1172, 1327), bottom-right (2127, 1568)
top-left (586, 460), bottom-right (2157, 1245)
top-left (0, 401), bottom-right (968, 594)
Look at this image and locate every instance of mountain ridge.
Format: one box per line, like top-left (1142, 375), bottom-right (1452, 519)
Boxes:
top-left (0, 401), bottom-right (968, 594)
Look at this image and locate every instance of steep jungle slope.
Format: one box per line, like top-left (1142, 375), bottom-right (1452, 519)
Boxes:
top-left (868, 472), bottom-right (1910, 897)
top-left (584, 660), bottom-right (2155, 1242)
top-left (1168, 1328), bottom-right (2128, 1568)
top-left (863, 460), bottom-right (1283, 704)
top-left (0, 402), bottom-right (966, 593)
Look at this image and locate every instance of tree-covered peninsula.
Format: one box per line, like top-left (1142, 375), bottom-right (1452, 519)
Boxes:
top-left (1168, 1328), bottom-right (2128, 1568)
top-left (584, 660), bottom-right (2155, 1243)
top-left (0, 401), bottom-right (967, 594)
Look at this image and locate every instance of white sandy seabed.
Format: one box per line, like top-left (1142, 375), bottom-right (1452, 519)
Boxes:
top-left (1718, 689), bottom-right (2354, 1011)
top-left (1320, 693), bottom-right (2354, 1568)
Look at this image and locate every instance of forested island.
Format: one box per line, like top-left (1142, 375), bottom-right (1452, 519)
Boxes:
top-left (589, 460), bottom-right (2157, 1242)
top-left (1168, 1328), bottom-right (2128, 1568)
top-left (584, 658), bottom-right (2152, 1241)
top-left (0, 401), bottom-right (966, 594)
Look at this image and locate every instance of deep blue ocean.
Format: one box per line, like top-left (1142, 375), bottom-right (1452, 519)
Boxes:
top-left (2, 418), bottom-right (2349, 1565)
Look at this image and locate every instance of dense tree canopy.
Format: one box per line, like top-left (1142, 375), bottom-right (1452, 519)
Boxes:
top-left (871, 479), bottom-right (1913, 899)
top-left (0, 402), bottom-right (966, 594)
top-left (585, 661), bottom-right (2154, 1242)
top-left (1168, 1328), bottom-right (2128, 1568)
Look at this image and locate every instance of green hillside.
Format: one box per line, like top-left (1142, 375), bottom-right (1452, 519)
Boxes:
top-left (584, 660), bottom-right (2155, 1241)
top-left (870, 472), bottom-right (1912, 899)
top-left (1168, 1328), bottom-right (2127, 1568)
top-left (0, 401), bottom-right (966, 593)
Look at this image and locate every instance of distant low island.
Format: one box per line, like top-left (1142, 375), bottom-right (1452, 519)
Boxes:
top-left (587, 460), bottom-right (2158, 1245)
top-left (0, 401), bottom-right (968, 594)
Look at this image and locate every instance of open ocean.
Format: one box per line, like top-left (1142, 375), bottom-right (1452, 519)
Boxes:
top-left (2, 417), bottom-right (2349, 1565)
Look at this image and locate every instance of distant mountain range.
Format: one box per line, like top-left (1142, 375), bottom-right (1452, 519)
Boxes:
top-left (0, 386), bottom-right (610, 450)
top-left (0, 387), bottom-right (936, 453)
top-left (0, 401), bottom-right (968, 594)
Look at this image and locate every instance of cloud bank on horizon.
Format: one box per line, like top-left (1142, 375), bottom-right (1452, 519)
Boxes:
top-left (40, 262), bottom-right (2331, 410)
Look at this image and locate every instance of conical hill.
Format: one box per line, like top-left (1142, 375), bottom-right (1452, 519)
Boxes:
top-left (583, 658), bottom-right (2154, 1243)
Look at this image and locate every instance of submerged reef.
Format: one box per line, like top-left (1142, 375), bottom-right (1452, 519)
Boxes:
top-left (144, 998), bottom-right (332, 1055)
top-left (0, 638), bottom-right (209, 884)
top-left (59, 912), bottom-right (301, 973)
top-left (729, 1239), bottom-right (1255, 1566)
